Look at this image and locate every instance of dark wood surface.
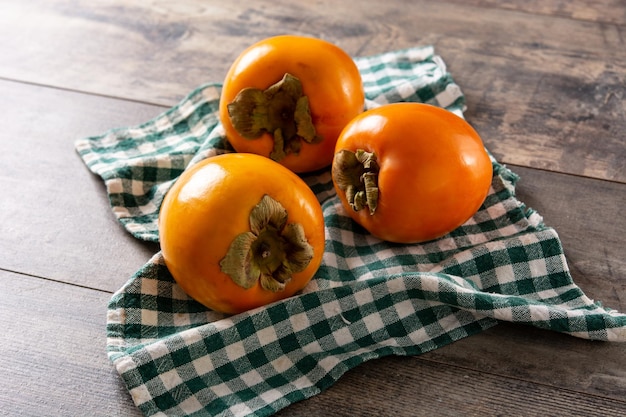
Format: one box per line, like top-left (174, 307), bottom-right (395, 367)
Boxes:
top-left (0, 1), bottom-right (624, 416)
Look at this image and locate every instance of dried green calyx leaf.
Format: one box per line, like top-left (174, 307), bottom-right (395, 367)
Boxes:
top-left (219, 194), bottom-right (315, 292)
top-left (332, 149), bottom-right (380, 215)
top-left (227, 73), bottom-right (322, 162)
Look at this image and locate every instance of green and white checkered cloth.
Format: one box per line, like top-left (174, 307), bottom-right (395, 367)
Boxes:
top-left (76, 45), bottom-right (626, 417)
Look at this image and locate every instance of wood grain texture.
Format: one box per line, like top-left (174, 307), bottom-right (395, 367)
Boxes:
top-left (1, 85), bottom-right (624, 415)
top-left (0, 0), bottom-right (623, 182)
top-left (0, 79), bottom-right (623, 304)
top-left (0, 270), bottom-right (141, 417)
top-left (446, 0), bottom-right (626, 24)
top-left (276, 353), bottom-right (626, 417)
top-left (0, 79), bottom-right (161, 292)
top-left (512, 165), bottom-right (626, 312)
top-left (1, 0), bottom-right (624, 416)
top-left (2, 269), bottom-right (623, 417)
top-left (422, 322), bottom-right (626, 402)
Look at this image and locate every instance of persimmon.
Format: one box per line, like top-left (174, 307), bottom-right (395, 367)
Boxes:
top-left (219, 35), bottom-right (364, 173)
top-left (332, 103), bottom-right (493, 244)
top-left (158, 153), bottom-right (325, 314)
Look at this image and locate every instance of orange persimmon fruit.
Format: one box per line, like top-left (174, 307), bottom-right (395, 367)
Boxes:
top-left (159, 153), bottom-right (325, 314)
top-left (219, 35), bottom-right (364, 173)
top-left (332, 103), bottom-right (493, 244)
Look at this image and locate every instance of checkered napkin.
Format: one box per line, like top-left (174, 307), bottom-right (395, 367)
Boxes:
top-left (76, 45), bottom-right (626, 417)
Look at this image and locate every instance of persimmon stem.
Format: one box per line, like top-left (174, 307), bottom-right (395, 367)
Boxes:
top-left (227, 73), bottom-right (322, 162)
top-left (219, 195), bottom-right (314, 292)
top-left (333, 149), bottom-right (379, 215)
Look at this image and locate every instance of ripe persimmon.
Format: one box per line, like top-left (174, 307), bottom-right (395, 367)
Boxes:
top-left (219, 35), bottom-right (364, 173)
top-left (159, 153), bottom-right (325, 314)
top-left (332, 103), bottom-right (493, 244)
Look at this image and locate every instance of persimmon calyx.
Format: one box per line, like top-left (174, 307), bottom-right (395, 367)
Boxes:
top-left (219, 194), bottom-right (314, 292)
top-left (333, 149), bottom-right (379, 215)
top-left (227, 73), bottom-right (322, 162)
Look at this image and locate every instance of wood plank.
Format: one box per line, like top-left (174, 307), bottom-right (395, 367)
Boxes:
top-left (278, 175), bottom-right (626, 417)
top-left (275, 352), bottom-right (626, 416)
top-left (0, 270), bottom-right (141, 416)
top-left (0, 0), bottom-right (623, 182)
top-left (1, 78), bottom-right (624, 304)
top-left (3, 270), bottom-right (624, 417)
top-left (445, 0), bottom-right (626, 24)
top-left (1, 82), bottom-right (623, 414)
top-left (422, 322), bottom-right (626, 402)
top-left (0, 79), bottom-right (161, 292)
top-left (511, 165), bottom-right (626, 312)
top-left (1, 1), bottom-right (624, 416)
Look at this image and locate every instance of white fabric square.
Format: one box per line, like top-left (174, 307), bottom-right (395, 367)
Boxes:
top-left (493, 264), bottom-right (516, 284)
top-left (528, 258), bottom-right (549, 278)
top-left (317, 355), bottom-right (341, 374)
top-left (394, 299), bottom-right (418, 321)
top-left (363, 312), bottom-right (385, 335)
top-left (148, 341), bottom-right (171, 361)
top-left (256, 325), bottom-right (279, 346)
top-left (107, 178), bottom-right (124, 194)
top-left (493, 305), bottom-right (514, 322)
top-left (270, 356), bottom-right (295, 374)
top-left (225, 341), bottom-right (247, 362)
top-left (289, 312), bottom-right (311, 333)
top-left (114, 355), bottom-right (138, 374)
top-left (332, 326), bottom-right (354, 345)
top-left (128, 383), bottom-right (153, 406)
top-left (239, 369), bottom-right (264, 387)
top-left (353, 287), bottom-right (375, 306)
top-left (192, 356), bottom-right (215, 376)
top-left (228, 403), bottom-right (254, 416)
top-left (259, 388), bottom-right (285, 406)
top-left (176, 395), bottom-right (204, 415)
top-left (211, 382), bottom-right (233, 398)
top-left (160, 369), bottom-right (184, 390)
top-left (141, 309), bottom-right (159, 327)
top-left (172, 312), bottom-right (191, 327)
top-left (140, 278), bottom-right (159, 296)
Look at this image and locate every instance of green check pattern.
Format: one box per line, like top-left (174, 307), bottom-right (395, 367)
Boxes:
top-left (76, 45), bottom-right (626, 417)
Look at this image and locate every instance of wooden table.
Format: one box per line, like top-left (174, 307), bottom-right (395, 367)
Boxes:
top-left (1, 1), bottom-right (624, 416)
